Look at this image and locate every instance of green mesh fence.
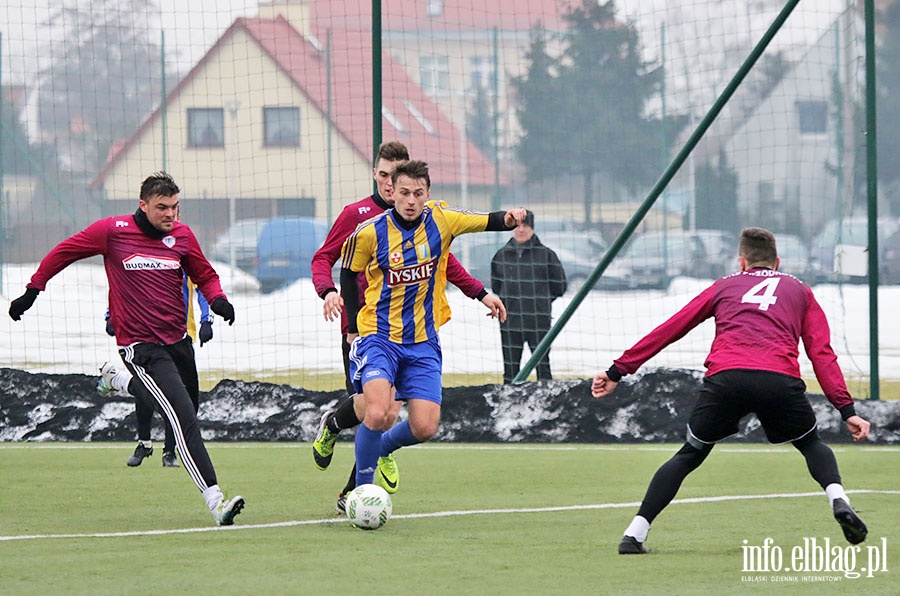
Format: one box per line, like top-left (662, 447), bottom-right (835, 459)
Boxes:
top-left (0, 1), bottom-right (889, 397)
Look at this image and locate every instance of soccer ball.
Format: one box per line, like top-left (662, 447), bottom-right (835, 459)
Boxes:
top-left (346, 483), bottom-right (393, 530)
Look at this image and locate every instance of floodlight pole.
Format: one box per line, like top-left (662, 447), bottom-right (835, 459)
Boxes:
top-left (326, 29), bottom-right (334, 225)
top-left (0, 32), bottom-right (4, 291)
top-left (225, 100), bottom-right (240, 271)
top-left (865, 0), bottom-right (880, 399)
top-left (372, 0), bottom-right (382, 194)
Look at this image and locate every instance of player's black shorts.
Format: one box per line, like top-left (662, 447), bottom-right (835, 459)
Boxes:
top-left (687, 369), bottom-right (817, 446)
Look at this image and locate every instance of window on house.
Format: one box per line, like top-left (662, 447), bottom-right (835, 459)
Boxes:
top-left (187, 108), bottom-right (224, 147)
top-left (420, 55), bottom-right (450, 97)
top-left (796, 100), bottom-right (827, 135)
top-left (264, 107), bottom-right (301, 147)
top-left (469, 55), bottom-right (494, 91)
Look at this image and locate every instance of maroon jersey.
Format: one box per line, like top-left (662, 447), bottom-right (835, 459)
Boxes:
top-left (613, 268), bottom-right (852, 411)
top-left (311, 193), bottom-right (486, 334)
top-left (27, 215), bottom-right (225, 346)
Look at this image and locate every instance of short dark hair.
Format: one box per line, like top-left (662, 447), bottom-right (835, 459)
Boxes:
top-left (375, 141), bottom-right (409, 166)
top-left (140, 171), bottom-right (180, 202)
top-left (391, 159), bottom-right (430, 188)
top-left (739, 227), bottom-right (778, 267)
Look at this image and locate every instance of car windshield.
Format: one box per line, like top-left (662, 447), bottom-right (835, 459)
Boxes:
top-left (539, 231), bottom-right (605, 260)
top-left (626, 233), bottom-right (690, 259)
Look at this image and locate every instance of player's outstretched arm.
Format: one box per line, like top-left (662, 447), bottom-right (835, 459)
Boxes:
top-left (591, 372), bottom-right (618, 398)
top-left (845, 415), bottom-right (870, 442)
top-left (9, 288), bottom-right (40, 321)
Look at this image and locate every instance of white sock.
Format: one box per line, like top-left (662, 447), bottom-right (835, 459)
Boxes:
top-left (624, 515), bottom-right (650, 542)
top-left (825, 483), bottom-right (848, 506)
top-left (138, 440), bottom-right (152, 448)
top-left (112, 370), bottom-right (132, 393)
top-left (202, 484), bottom-right (224, 513)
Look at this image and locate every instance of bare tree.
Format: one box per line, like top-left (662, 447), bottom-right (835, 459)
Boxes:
top-left (37, 0), bottom-right (164, 177)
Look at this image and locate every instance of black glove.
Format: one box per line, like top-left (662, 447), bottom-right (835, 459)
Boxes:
top-left (106, 319), bottom-right (116, 336)
top-left (199, 320), bottom-right (214, 346)
top-left (9, 288), bottom-right (40, 321)
top-left (211, 298), bottom-right (235, 325)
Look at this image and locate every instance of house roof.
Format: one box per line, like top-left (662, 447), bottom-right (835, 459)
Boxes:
top-left (93, 14), bottom-right (496, 189)
top-left (306, 0), bottom-right (574, 31)
top-left (245, 16), bottom-right (496, 186)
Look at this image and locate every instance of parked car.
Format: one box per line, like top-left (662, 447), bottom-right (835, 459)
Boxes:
top-left (452, 231), bottom-right (598, 290)
top-left (598, 229), bottom-right (736, 290)
top-left (536, 219), bottom-right (587, 233)
top-left (255, 217), bottom-right (329, 293)
top-left (808, 216), bottom-right (900, 283)
top-left (538, 230), bottom-right (607, 262)
top-left (210, 218), bottom-right (269, 273)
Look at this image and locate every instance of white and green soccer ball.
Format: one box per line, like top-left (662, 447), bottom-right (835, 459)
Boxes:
top-left (346, 483), bottom-right (393, 530)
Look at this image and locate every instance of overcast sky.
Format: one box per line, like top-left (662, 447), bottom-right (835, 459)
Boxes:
top-left (0, 0), bottom-right (259, 84)
top-left (1, 0), bottom-right (848, 85)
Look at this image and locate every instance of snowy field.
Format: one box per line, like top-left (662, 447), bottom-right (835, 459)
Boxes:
top-left (2, 261), bottom-right (897, 396)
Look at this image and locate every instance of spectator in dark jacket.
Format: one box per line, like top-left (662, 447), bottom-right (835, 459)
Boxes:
top-left (491, 211), bottom-right (567, 383)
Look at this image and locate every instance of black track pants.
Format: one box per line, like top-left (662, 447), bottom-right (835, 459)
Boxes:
top-left (120, 338), bottom-right (216, 491)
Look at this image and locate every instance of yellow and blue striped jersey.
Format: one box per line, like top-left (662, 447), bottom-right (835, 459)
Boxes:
top-left (341, 202), bottom-right (490, 343)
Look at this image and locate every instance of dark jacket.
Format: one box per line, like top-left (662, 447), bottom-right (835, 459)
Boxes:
top-left (490, 234), bottom-right (567, 327)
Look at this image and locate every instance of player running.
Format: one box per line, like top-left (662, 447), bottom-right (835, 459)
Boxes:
top-left (99, 207), bottom-right (215, 469)
top-left (591, 227), bottom-right (870, 554)
top-left (339, 159), bottom-right (525, 493)
top-left (311, 142), bottom-right (504, 512)
top-left (8, 172), bottom-right (245, 526)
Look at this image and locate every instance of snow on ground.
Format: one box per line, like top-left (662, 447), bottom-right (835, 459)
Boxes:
top-left (2, 262), bottom-right (896, 391)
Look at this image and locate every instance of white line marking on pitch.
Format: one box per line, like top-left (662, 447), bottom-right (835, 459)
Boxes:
top-left (1, 443), bottom-right (897, 453)
top-left (1, 489), bottom-right (897, 543)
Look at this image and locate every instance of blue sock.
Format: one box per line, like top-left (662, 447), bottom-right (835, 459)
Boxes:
top-left (355, 423), bottom-right (383, 486)
top-left (380, 420), bottom-right (420, 456)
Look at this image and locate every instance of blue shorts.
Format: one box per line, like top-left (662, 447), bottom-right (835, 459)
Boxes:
top-left (348, 334), bottom-right (443, 404)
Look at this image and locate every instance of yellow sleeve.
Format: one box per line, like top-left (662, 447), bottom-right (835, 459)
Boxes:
top-left (439, 205), bottom-right (490, 237)
top-left (341, 223), bottom-right (377, 272)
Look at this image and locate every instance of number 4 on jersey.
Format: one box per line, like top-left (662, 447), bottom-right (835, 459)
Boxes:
top-left (741, 277), bottom-right (780, 311)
